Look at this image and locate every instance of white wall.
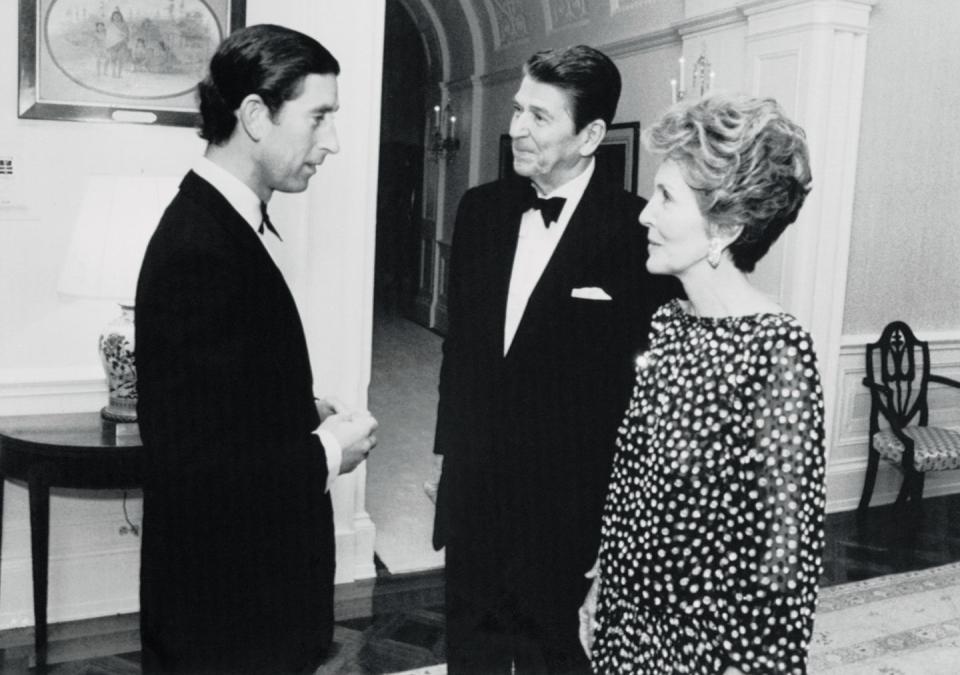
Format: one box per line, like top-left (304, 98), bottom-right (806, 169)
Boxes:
top-left (0, 0), bottom-right (199, 629)
top-left (843, 0), bottom-right (960, 335)
top-left (829, 0), bottom-right (960, 509)
top-left (0, 0), bottom-right (384, 629)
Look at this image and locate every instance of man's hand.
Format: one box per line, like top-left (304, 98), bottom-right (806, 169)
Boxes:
top-left (424, 454), bottom-right (443, 503)
top-left (578, 559), bottom-right (601, 658)
top-left (320, 411), bottom-right (378, 475)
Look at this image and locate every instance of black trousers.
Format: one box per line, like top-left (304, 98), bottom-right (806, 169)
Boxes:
top-left (444, 543), bottom-right (591, 675)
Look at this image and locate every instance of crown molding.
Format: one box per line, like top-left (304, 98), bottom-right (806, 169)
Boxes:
top-left (740, 0), bottom-right (876, 35)
top-left (476, 25), bottom-right (679, 88)
top-left (674, 7), bottom-right (745, 37)
top-left (603, 25), bottom-right (679, 58)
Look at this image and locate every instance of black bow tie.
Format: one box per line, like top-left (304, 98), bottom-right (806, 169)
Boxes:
top-left (258, 202), bottom-right (282, 241)
top-left (524, 188), bottom-right (566, 227)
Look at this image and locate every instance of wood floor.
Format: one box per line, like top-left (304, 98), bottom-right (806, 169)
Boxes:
top-left (3, 492), bottom-right (960, 673)
top-left (0, 563), bottom-right (445, 675)
top-left (821, 491), bottom-right (960, 586)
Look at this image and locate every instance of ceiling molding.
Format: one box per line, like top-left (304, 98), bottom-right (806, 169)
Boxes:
top-left (477, 25), bottom-right (679, 87)
top-left (674, 7), bottom-right (746, 37)
top-left (603, 25), bottom-right (679, 58)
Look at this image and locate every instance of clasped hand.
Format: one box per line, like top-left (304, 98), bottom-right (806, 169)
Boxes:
top-left (316, 397), bottom-right (379, 474)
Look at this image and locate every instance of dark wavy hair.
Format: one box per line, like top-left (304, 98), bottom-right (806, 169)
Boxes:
top-left (523, 45), bottom-right (621, 131)
top-left (643, 93), bottom-right (812, 272)
top-left (197, 24), bottom-right (340, 145)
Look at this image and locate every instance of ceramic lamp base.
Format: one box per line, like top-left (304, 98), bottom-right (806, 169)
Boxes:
top-left (99, 304), bottom-right (139, 423)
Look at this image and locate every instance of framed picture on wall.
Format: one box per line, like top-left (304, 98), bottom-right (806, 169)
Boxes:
top-left (18, 0), bottom-right (246, 126)
top-left (498, 121), bottom-right (640, 193)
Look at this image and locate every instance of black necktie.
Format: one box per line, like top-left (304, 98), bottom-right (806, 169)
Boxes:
top-left (258, 202), bottom-right (282, 241)
top-left (525, 188), bottom-right (566, 228)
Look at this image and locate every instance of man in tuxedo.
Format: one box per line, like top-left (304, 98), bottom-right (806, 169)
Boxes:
top-left (136, 25), bottom-right (378, 673)
top-left (431, 45), bottom-right (679, 674)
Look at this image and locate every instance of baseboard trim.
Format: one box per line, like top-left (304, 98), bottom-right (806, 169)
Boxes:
top-left (827, 458), bottom-right (960, 513)
top-left (334, 567), bottom-right (444, 622)
top-left (828, 333), bottom-right (960, 510)
top-left (0, 366), bottom-right (105, 415)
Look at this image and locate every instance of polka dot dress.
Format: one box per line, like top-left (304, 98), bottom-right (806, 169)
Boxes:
top-left (592, 299), bottom-right (826, 675)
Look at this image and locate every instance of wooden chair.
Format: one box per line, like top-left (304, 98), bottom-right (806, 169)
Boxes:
top-left (858, 321), bottom-right (960, 511)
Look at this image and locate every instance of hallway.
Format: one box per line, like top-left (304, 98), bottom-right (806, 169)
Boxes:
top-left (367, 307), bottom-right (445, 574)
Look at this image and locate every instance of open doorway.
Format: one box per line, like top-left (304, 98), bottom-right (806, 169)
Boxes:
top-left (367, 0), bottom-right (445, 575)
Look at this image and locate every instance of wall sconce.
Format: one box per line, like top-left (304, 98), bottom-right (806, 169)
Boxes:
top-left (671, 49), bottom-right (715, 104)
top-left (430, 102), bottom-right (460, 162)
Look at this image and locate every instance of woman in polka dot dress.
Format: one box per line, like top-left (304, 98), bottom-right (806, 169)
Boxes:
top-left (579, 93), bottom-right (826, 675)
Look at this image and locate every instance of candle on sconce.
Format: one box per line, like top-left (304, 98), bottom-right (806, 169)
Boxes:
top-left (679, 56), bottom-right (685, 93)
top-left (670, 78), bottom-right (677, 105)
top-left (433, 104), bottom-right (441, 130)
top-left (709, 70), bottom-right (716, 91)
top-left (448, 115), bottom-right (457, 141)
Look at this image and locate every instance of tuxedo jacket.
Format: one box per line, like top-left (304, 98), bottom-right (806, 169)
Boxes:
top-left (433, 166), bottom-right (680, 628)
top-left (135, 171), bottom-right (333, 673)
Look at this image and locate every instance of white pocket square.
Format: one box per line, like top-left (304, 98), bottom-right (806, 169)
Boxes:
top-left (570, 286), bottom-right (612, 301)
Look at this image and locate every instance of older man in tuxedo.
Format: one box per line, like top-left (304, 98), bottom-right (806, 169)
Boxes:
top-left (136, 25), bottom-right (378, 673)
top-left (431, 45), bottom-right (679, 674)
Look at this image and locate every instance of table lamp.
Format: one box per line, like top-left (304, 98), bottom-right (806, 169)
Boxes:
top-left (58, 175), bottom-right (180, 422)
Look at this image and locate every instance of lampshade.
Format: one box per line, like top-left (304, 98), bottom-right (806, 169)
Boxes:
top-left (58, 175), bottom-right (180, 302)
top-left (58, 174), bottom-right (180, 423)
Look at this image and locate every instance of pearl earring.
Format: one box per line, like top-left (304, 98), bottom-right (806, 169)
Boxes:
top-left (707, 240), bottom-right (722, 269)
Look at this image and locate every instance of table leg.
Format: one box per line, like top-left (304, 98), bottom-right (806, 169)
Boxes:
top-left (28, 469), bottom-right (50, 673)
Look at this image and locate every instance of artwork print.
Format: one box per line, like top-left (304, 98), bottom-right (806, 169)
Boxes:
top-left (19, 0), bottom-right (245, 125)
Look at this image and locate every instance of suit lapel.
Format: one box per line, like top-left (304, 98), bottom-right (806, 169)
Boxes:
top-left (491, 179), bottom-right (530, 354)
top-left (506, 170), bottom-right (620, 355)
top-left (179, 171), bottom-right (283, 277)
top-left (181, 172), bottom-right (310, 391)
top-left (538, 170), bottom-right (618, 293)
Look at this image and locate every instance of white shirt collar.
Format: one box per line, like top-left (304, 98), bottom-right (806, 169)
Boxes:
top-left (191, 156), bottom-right (265, 233)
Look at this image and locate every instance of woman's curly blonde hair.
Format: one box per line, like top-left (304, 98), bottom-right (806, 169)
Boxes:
top-left (643, 93), bottom-right (812, 272)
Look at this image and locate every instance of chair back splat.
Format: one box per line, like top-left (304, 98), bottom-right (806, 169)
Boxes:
top-left (859, 321), bottom-right (960, 513)
top-left (870, 321), bottom-right (928, 428)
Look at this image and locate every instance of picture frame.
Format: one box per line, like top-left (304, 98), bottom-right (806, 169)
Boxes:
top-left (499, 121), bottom-right (640, 193)
top-left (18, 0), bottom-right (246, 126)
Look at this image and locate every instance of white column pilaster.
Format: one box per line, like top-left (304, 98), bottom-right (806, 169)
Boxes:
top-left (678, 0), bottom-right (876, 451)
top-left (741, 0), bottom-right (876, 452)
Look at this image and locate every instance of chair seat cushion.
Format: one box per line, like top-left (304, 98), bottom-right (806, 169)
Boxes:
top-left (873, 426), bottom-right (960, 472)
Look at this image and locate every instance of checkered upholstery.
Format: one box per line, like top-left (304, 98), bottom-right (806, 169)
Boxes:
top-left (873, 426), bottom-right (960, 472)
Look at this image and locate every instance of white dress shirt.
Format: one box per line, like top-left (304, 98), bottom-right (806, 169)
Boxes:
top-left (504, 159), bottom-right (595, 355)
top-left (191, 157), bottom-right (342, 491)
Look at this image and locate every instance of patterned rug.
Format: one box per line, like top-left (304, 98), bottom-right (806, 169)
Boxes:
top-left (388, 564), bottom-right (960, 675)
top-left (391, 564), bottom-right (960, 675)
top-left (809, 562), bottom-right (960, 674)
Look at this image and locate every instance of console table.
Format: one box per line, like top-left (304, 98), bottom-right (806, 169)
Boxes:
top-left (0, 412), bottom-right (143, 671)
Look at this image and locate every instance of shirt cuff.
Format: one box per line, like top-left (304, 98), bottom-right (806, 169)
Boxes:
top-left (316, 429), bottom-right (342, 493)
